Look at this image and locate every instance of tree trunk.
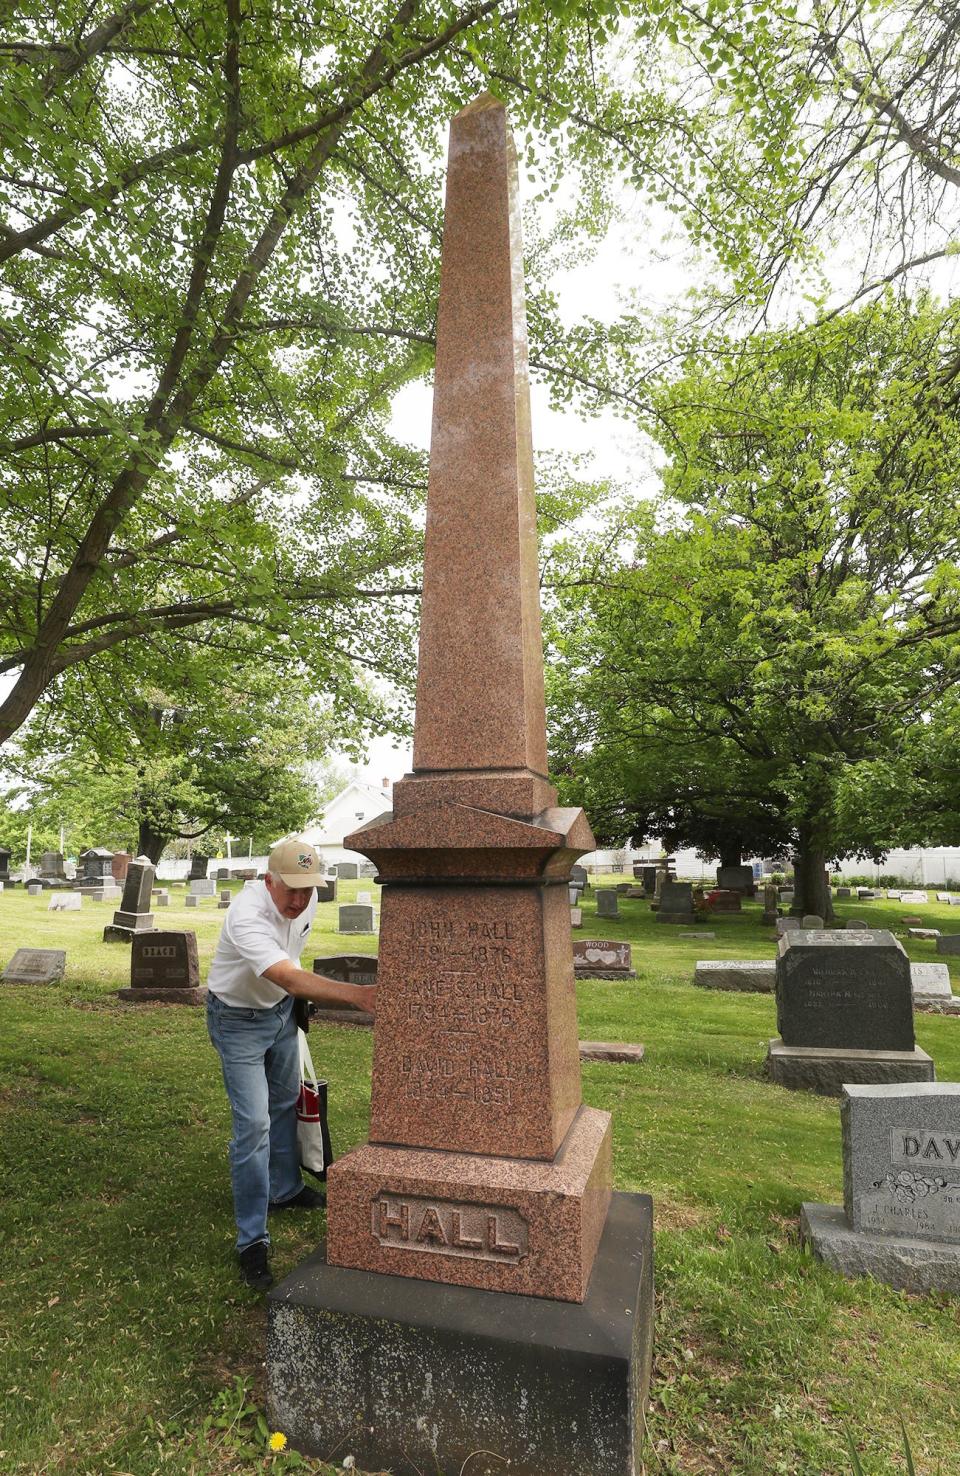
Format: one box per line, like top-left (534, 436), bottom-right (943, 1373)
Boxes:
top-left (137, 819), bottom-right (169, 865)
top-left (791, 839), bottom-right (835, 922)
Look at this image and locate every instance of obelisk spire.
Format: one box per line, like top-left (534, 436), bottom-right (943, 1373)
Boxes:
top-left (412, 94), bottom-right (548, 778)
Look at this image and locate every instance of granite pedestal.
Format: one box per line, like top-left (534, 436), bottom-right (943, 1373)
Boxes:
top-left (268, 1191), bottom-right (652, 1476)
top-left (766, 1040), bottom-right (935, 1096)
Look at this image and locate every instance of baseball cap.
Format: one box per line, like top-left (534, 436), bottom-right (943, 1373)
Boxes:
top-left (268, 837), bottom-right (326, 887)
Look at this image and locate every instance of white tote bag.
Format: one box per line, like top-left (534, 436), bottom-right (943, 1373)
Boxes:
top-left (296, 1028), bottom-right (334, 1180)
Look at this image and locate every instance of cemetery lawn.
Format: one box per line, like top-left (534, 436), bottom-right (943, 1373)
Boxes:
top-left (1, 882), bottom-right (959, 1476)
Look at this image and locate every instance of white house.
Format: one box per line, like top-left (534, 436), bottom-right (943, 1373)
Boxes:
top-left (300, 779), bottom-right (393, 868)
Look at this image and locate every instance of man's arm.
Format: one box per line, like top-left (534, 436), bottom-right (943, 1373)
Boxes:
top-left (263, 959), bottom-right (376, 1014)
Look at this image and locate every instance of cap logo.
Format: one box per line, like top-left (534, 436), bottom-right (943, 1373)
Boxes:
top-left (297, 853), bottom-right (313, 869)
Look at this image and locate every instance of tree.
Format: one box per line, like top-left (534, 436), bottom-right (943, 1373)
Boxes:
top-left (6, 655), bottom-right (344, 860)
top-left (0, 0), bottom-right (684, 748)
top-left (546, 296), bottom-right (960, 919)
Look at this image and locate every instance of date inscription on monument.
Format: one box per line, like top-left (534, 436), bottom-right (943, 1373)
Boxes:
top-left (373, 1193), bottom-right (529, 1263)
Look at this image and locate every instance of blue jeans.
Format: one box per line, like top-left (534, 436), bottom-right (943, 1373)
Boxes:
top-left (207, 992), bottom-right (304, 1251)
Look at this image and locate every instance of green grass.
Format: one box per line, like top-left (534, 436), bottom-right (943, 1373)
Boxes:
top-left (1, 878), bottom-right (959, 1474)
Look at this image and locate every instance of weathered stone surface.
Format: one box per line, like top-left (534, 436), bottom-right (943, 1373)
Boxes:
top-left (841, 1082), bottom-right (960, 1240)
top-left (111, 851), bottom-right (132, 881)
top-left (716, 864), bottom-right (754, 894)
top-left (595, 888), bottom-right (620, 919)
top-left (268, 1191), bottom-right (653, 1476)
top-left (936, 934), bottom-right (960, 955)
top-left (845, 919), bottom-right (868, 930)
top-left (129, 931), bottom-right (200, 991)
top-left (337, 903), bottom-right (375, 934)
top-left (776, 929), bottom-right (915, 1052)
top-left (694, 960), bottom-right (775, 993)
top-left (185, 894), bottom-right (198, 908)
top-left (900, 890), bottom-right (929, 904)
top-left (48, 891), bottom-right (82, 911)
top-left (315, 875), bottom-right (337, 904)
top-left (578, 1042), bottom-right (645, 1063)
top-left (801, 914), bottom-right (824, 929)
top-left (679, 930), bottom-right (715, 938)
top-left (335, 862), bottom-right (358, 879)
top-left (188, 879), bottom-right (215, 896)
top-left (705, 889), bottom-right (742, 913)
top-left (776, 917), bottom-right (800, 936)
top-left (801, 1201), bottom-right (960, 1294)
top-left (655, 879), bottom-right (694, 923)
top-left (911, 963), bottom-right (953, 1001)
top-left (574, 938), bottom-right (634, 979)
top-left (836, 887), bottom-right (852, 898)
top-left (570, 906), bottom-right (583, 928)
top-left (766, 1040), bottom-right (934, 1096)
top-left (325, 98), bottom-right (614, 1326)
top-left (908, 927), bottom-right (940, 939)
top-left (327, 1107), bottom-right (612, 1301)
top-left (2, 948), bottom-right (65, 984)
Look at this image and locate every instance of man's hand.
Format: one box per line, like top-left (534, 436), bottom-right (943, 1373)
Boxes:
top-left (264, 959), bottom-right (376, 1016)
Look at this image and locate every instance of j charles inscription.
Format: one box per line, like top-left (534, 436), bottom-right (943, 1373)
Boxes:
top-left (374, 1194), bottom-right (529, 1263)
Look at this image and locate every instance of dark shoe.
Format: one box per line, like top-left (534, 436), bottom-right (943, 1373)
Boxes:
top-left (268, 1184), bottom-right (326, 1212)
top-left (238, 1240), bottom-right (273, 1291)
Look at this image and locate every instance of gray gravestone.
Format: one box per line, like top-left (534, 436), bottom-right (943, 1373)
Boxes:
top-left (570, 906), bottom-right (582, 928)
top-left (338, 903), bottom-right (375, 934)
top-left (218, 890), bottom-right (231, 908)
top-left (836, 887), bottom-right (852, 898)
top-left (595, 888), bottom-right (619, 919)
top-left (48, 891), bottom-right (82, 911)
top-left (118, 931), bottom-right (204, 1004)
top-left (2, 948), bottom-right (66, 984)
top-left (316, 875), bottom-right (337, 904)
top-left (777, 931), bottom-right (914, 1051)
top-left (573, 939), bottom-right (635, 978)
top-left (189, 878), bottom-right (216, 896)
top-left (104, 856), bottom-right (155, 941)
top-left (801, 914), bottom-right (824, 929)
top-left (336, 862), bottom-right (358, 880)
top-left (802, 1084), bottom-right (960, 1292)
top-left (911, 963), bottom-right (953, 1003)
top-left (886, 890), bottom-right (902, 900)
top-left (776, 916), bottom-right (800, 936)
top-left (185, 894), bottom-right (198, 908)
top-left (655, 880), bottom-right (694, 924)
top-left (767, 930), bottom-right (934, 1094)
top-left (570, 865), bottom-right (589, 892)
top-left (26, 880), bottom-right (42, 896)
top-left (900, 890), bottom-right (929, 904)
top-left (155, 889), bottom-right (170, 908)
top-left (0, 846), bottom-right (10, 884)
top-left (188, 853), bottom-right (210, 880)
top-left (936, 935), bottom-right (960, 956)
top-left (845, 919), bottom-right (869, 930)
top-left (716, 864), bottom-right (754, 894)
top-left (39, 850), bottom-right (66, 879)
top-left (694, 960), bottom-right (775, 993)
top-left (908, 928), bottom-right (940, 940)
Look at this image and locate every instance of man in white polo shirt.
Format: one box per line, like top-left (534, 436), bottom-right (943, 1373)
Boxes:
top-left (207, 836), bottom-right (375, 1290)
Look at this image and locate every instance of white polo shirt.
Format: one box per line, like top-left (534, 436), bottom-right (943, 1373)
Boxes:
top-left (207, 879), bottom-right (318, 1008)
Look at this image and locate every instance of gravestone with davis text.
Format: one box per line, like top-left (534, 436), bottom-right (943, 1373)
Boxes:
top-left (802, 1083), bottom-right (960, 1292)
top-left (766, 930), bottom-right (934, 1095)
top-left (118, 931), bottom-right (204, 1004)
top-left (267, 95), bottom-right (652, 1476)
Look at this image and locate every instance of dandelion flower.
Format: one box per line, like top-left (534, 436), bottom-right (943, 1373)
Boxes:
top-left (269, 1431), bottom-right (288, 1452)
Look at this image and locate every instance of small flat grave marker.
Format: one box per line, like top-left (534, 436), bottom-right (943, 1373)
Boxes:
top-left (573, 939), bottom-right (635, 979)
top-left (2, 948), bottom-right (66, 985)
top-left (48, 891), bottom-right (81, 911)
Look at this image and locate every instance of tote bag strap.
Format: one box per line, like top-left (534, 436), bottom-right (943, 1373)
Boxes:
top-left (298, 1026), bottom-right (319, 1089)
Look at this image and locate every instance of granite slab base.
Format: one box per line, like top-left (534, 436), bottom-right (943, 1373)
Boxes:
top-left (309, 1007), bottom-right (375, 1027)
top-left (766, 1039), bottom-right (935, 1097)
top-left (574, 967), bottom-right (637, 980)
top-left (103, 921), bottom-right (155, 943)
top-left (915, 998), bottom-right (960, 1016)
top-left (326, 1106), bottom-right (612, 1302)
top-left (267, 1190), bottom-right (653, 1476)
top-left (800, 1202), bottom-right (960, 1294)
top-left (116, 986), bottom-right (207, 1005)
top-left (579, 1041), bottom-right (645, 1064)
top-left (694, 960), bottom-right (775, 993)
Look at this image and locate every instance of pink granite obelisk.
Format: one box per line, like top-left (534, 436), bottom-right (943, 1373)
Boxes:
top-left (325, 94), bottom-right (611, 1303)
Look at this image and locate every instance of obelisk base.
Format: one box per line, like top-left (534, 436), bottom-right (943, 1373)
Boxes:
top-left (327, 1105), bottom-right (611, 1302)
top-left (267, 1190), bottom-right (653, 1476)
